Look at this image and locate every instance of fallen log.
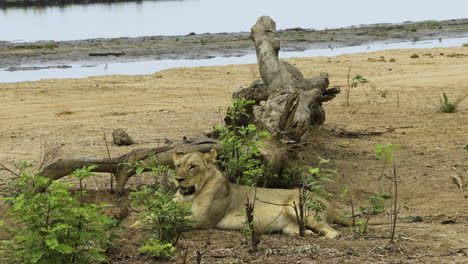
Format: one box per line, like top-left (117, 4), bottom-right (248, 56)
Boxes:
top-left (39, 139), bottom-right (219, 193)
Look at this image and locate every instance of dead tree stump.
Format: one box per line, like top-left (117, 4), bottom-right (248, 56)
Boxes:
top-left (232, 16), bottom-right (339, 140)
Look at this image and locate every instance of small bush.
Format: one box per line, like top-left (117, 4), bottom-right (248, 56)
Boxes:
top-left (138, 239), bottom-right (175, 258)
top-left (0, 166), bottom-right (115, 264)
top-left (359, 191), bottom-right (391, 215)
top-left (216, 98), bottom-right (271, 185)
top-left (129, 185), bottom-right (193, 258)
top-left (216, 124), bottom-right (270, 185)
top-left (438, 92), bottom-right (468, 113)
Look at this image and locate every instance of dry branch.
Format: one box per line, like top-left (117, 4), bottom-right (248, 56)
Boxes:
top-left (38, 139), bottom-right (219, 193)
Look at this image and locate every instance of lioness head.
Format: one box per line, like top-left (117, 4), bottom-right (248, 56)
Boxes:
top-left (172, 149), bottom-right (217, 196)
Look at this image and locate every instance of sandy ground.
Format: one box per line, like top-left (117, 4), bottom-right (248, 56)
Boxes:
top-left (0, 46), bottom-right (467, 263)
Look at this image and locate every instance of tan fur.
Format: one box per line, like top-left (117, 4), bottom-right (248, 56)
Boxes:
top-left (173, 149), bottom-right (350, 238)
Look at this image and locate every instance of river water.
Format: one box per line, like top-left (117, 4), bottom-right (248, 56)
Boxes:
top-left (2, 36), bottom-right (467, 83)
top-left (2, 0), bottom-right (468, 42)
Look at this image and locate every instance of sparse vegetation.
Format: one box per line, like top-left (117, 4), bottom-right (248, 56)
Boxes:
top-left (215, 98), bottom-right (271, 252)
top-left (378, 89), bottom-right (389, 98)
top-left (11, 42), bottom-right (58, 50)
top-left (433, 92), bottom-right (468, 113)
top-left (345, 66), bottom-right (369, 106)
top-left (129, 184), bottom-right (193, 258)
top-left (127, 160), bottom-right (191, 259)
top-left (215, 99), bottom-right (270, 185)
top-left (295, 159), bottom-right (335, 236)
top-left (0, 164), bottom-right (116, 264)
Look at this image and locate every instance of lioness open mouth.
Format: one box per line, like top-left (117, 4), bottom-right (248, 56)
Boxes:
top-left (179, 186), bottom-right (196, 196)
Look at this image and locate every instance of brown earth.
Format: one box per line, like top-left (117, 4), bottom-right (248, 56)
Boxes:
top-left (0, 46), bottom-right (467, 263)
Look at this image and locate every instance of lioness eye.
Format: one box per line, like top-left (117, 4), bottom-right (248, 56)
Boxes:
top-left (189, 164), bottom-right (197, 170)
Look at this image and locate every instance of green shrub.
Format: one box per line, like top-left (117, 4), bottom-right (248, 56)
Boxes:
top-left (138, 239), bottom-right (175, 258)
top-left (216, 99), bottom-right (271, 185)
top-left (215, 124), bottom-right (270, 185)
top-left (437, 92), bottom-right (468, 113)
top-left (1, 166), bottom-right (115, 264)
top-left (0, 161), bottom-right (36, 202)
top-left (303, 159), bottom-right (336, 221)
top-left (359, 191), bottom-right (391, 215)
top-left (129, 185), bottom-right (193, 258)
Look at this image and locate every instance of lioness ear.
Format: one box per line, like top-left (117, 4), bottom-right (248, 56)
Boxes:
top-left (203, 149), bottom-right (217, 163)
top-left (173, 151), bottom-right (185, 163)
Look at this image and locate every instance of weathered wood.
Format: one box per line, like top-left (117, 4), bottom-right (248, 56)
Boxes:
top-left (230, 16), bottom-right (339, 140)
top-left (38, 140), bottom-right (219, 193)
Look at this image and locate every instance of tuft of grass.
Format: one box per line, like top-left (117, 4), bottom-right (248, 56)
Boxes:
top-left (438, 92), bottom-right (468, 113)
top-left (408, 25), bottom-right (417, 32)
top-left (200, 38), bottom-right (206, 45)
top-left (42, 42), bottom-right (58, 50)
top-left (462, 43), bottom-right (468, 47)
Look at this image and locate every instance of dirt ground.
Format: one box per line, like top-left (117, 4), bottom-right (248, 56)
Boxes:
top-left (0, 46), bottom-right (467, 263)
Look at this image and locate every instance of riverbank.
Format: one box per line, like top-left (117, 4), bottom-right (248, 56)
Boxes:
top-left (1, 46), bottom-right (467, 263)
top-left (1, 19), bottom-right (467, 71)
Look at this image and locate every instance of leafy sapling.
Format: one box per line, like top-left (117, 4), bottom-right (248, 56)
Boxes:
top-left (129, 185), bottom-right (193, 258)
top-left (294, 158), bottom-right (336, 236)
top-left (1, 165), bottom-right (115, 264)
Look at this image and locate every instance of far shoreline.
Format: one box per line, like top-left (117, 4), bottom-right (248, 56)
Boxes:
top-left (0, 18), bottom-right (467, 71)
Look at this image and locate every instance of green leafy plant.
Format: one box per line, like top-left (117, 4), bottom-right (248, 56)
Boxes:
top-left (1, 166), bottom-right (115, 264)
top-left (437, 92), bottom-right (468, 113)
top-left (138, 238), bottom-right (176, 258)
top-left (375, 144), bottom-right (400, 181)
top-left (129, 185), bottom-right (193, 258)
top-left (215, 123), bottom-right (270, 185)
top-left (200, 38), bottom-right (206, 45)
top-left (293, 158), bottom-right (336, 236)
top-left (345, 67), bottom-right (369, 106)
top-left (359, 191), bottom-right (391, 215)
top-left (216, 98), bottom-right (270, 251)
top-left (0, 161), bottom-right (37, 202)
top-left (350, 219), bottom-right (369, 234)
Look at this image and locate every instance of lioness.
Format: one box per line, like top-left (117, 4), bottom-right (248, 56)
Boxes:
top-left (173, 149), bottom-right (359, 239)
